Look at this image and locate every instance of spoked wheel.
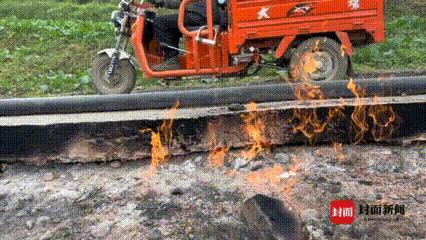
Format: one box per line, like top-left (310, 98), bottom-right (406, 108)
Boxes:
top-left (289, 37), bottom-right (349, 82)
top-left (92, 54), bottom-right (136, 94)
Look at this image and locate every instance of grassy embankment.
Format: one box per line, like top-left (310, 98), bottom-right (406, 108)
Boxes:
top-left (0, 0), bottom-right (425, 97)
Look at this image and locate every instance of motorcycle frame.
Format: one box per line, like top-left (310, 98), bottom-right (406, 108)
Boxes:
top-left (130, 0), bottom-right (385, 79)
top-left (131, 0), bottom-right (244, 78)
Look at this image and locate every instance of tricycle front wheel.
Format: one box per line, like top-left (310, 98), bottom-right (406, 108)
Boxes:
top-left (92, 54), bottom-right (136, 94)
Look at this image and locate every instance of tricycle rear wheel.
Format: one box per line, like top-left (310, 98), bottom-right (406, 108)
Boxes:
top-left (92, 54), bottom-right (136, 94)
top-left (289, 37), bottom-right (349, 82)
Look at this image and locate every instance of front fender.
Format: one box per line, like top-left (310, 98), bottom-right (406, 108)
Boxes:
top-left (97, 49), bottom-right (140, 68)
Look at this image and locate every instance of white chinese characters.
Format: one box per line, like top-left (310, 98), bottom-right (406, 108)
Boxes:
top-left (348, 0), bottom-right (360, 10)
top-left (332, 207), bottom-right (354, 217)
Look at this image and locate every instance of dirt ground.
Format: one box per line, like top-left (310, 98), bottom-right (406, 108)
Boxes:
top-left (0, 143), bottom-right (425, 240)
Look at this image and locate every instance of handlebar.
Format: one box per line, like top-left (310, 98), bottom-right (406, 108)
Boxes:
top-left (178, 0), bottom-right (212, 37)
top-left (131, 0), bottom-right (154, 9)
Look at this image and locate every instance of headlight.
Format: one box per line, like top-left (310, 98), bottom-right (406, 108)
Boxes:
top-left (111, 10), bottom-right (124, 28)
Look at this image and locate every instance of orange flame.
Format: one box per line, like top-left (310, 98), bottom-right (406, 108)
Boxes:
top-left (290, 84), bottom-right (345, 143)
top-left (332, 142), bottom-right (346, 163)
top-left (141, 101), bottom-right (180, 168)
top-left (207, 121), bottom-right (229, 167)
top-left (160, 100), bottom-right (180, 145)
top-left (246, 164), bottom-right (283, 185)
top-left (208, 146), bottom-right (229, 167)
top-left (240, 102), bottom-right (270, 160)
top-left (146, 130), bottom-right (168, 167)
top-left (289, 40), bottom-right (346, 143)
top-left (290, 40), bottom-right (321, 83)
top-left (280, 157), bottom-right (301, 197)
top-left (347, 78), bottom-right (368, 144)
top-left (368, 96), bottom-right (399, 141)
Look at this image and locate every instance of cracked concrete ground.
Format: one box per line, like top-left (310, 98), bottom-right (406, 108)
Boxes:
top-left (0, 143), bottom-right (425, 240)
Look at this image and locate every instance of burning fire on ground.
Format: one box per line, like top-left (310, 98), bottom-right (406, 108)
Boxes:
top-left (289, 40), bottom-right (346, 143)
top-left (290, 40), bottom-right (399, 144)
top-left (140, 41), bottom-right (400, 172)
top-left (347, 79), bottom-right (399, 143)
top-left (240, 102), bottom-right (271, 160)
top-left (347, 78), bottom-right (369, 144)
top-left (368, 96), bottom-right (399, 141)
top-left (332, 142), bottom-right (346, 163)
top-left (246, 164), bottom-right (283, 186)
top-left (245, 158), bottom-right (302, 210)
top-left (207, 121), bottom-right (229, 167)
top-left (140, 101), bottom-right (180, 168)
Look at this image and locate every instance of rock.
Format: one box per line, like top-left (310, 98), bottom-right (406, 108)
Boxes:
top-left (241, 194), bottom-right (304, 240)
top-left (194, 156), bottom-right (203, 164)
top-left (36, 216), bottom-right (51, 226)
top-left (91, 221), bottom-right (112, 238)
top-left (315, 148), bottom-right (329, 159)
top-left (305, 225), bottom-right (327, 240)
top-left (26, 220), bottom-right (34, 230)
top-left (421, 147), bottom-right (426, 158)
top-left (6, 196), bottom-right (30, 211)
top-left (148, 228), bottom-right (162, 240)
top-left (52, 218), bottom-right (61, 224)
top-left (39, 230), bottom-right (53, 240)
top-left (185, 226), bottom-right (193, 234)
top-left (274, 153), bottom-right (290, 164)
top-left (249, 161), bottom-right (263, 171)
top-left (279, 171), bottom-right (296, 180)
top-left (374, 158), bottom-right (401, 173)
top-left (0, 163), bottom-right (7, 172)
top-left (300, 209), bottom-right (319, 223)
top-left (75, 186), bottom-right (103, 203)
top-left (348, 225), bottom-right (366, 239)
top-left (110, 161), bottom-right (121, 168)
top-left (358, 180), bottom-right (373, 186)
top-left (389, 194), bottom-right (399, 200)
top-left (31, 207), bottom-right (41, 214)
top-left (16, 210), bottom-right (26, 217)
top-left (183, 161), bottom-right (196, 173)
top-left (171, 188), bottom-right (184, 196)
top-left (48, 189), bottom-right (80, 202)
top-left (415, 194), bottom-right (426, 204)
top-left (234, 158), bottom-right (249, 170)
top-left (365, 191), bottom-right (377, 202)
top-left (372, 148), bottom-right (392, 155)
top-left (43, 172), bottom-right (55, 182)
top-left (330, 182), bottom-right (342, 194)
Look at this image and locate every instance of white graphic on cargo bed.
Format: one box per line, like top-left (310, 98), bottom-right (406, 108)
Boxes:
top-left (257, 7), bottom-right (271, 19)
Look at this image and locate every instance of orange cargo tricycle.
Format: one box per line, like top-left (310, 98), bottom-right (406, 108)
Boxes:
top-left (92, 0), bottom-right (385, 94)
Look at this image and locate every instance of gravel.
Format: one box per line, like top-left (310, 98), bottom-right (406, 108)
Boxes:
top-left (0, 144), bottom-right (424, 239)
top-left (42, 172), bottom-right (55, 182)
top-left (300, 209), bottom-right (319, 223)
top-left (148, 228), bottom-right (162, 240)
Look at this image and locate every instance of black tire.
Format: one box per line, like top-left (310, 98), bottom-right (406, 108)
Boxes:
top-left (289, 37), bottom-right (349, 81)
top-left (92, 54), bottom-right (136, 94)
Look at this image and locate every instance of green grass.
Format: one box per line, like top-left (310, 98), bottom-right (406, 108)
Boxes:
top-left (354, 16), bottom-right (426, 72)
top-left (0, 16), bottom-right (114, 97)
top-left (0, 0), bottom-right (117, 22)
top-left (0, 0), bottom-right (425, 98)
